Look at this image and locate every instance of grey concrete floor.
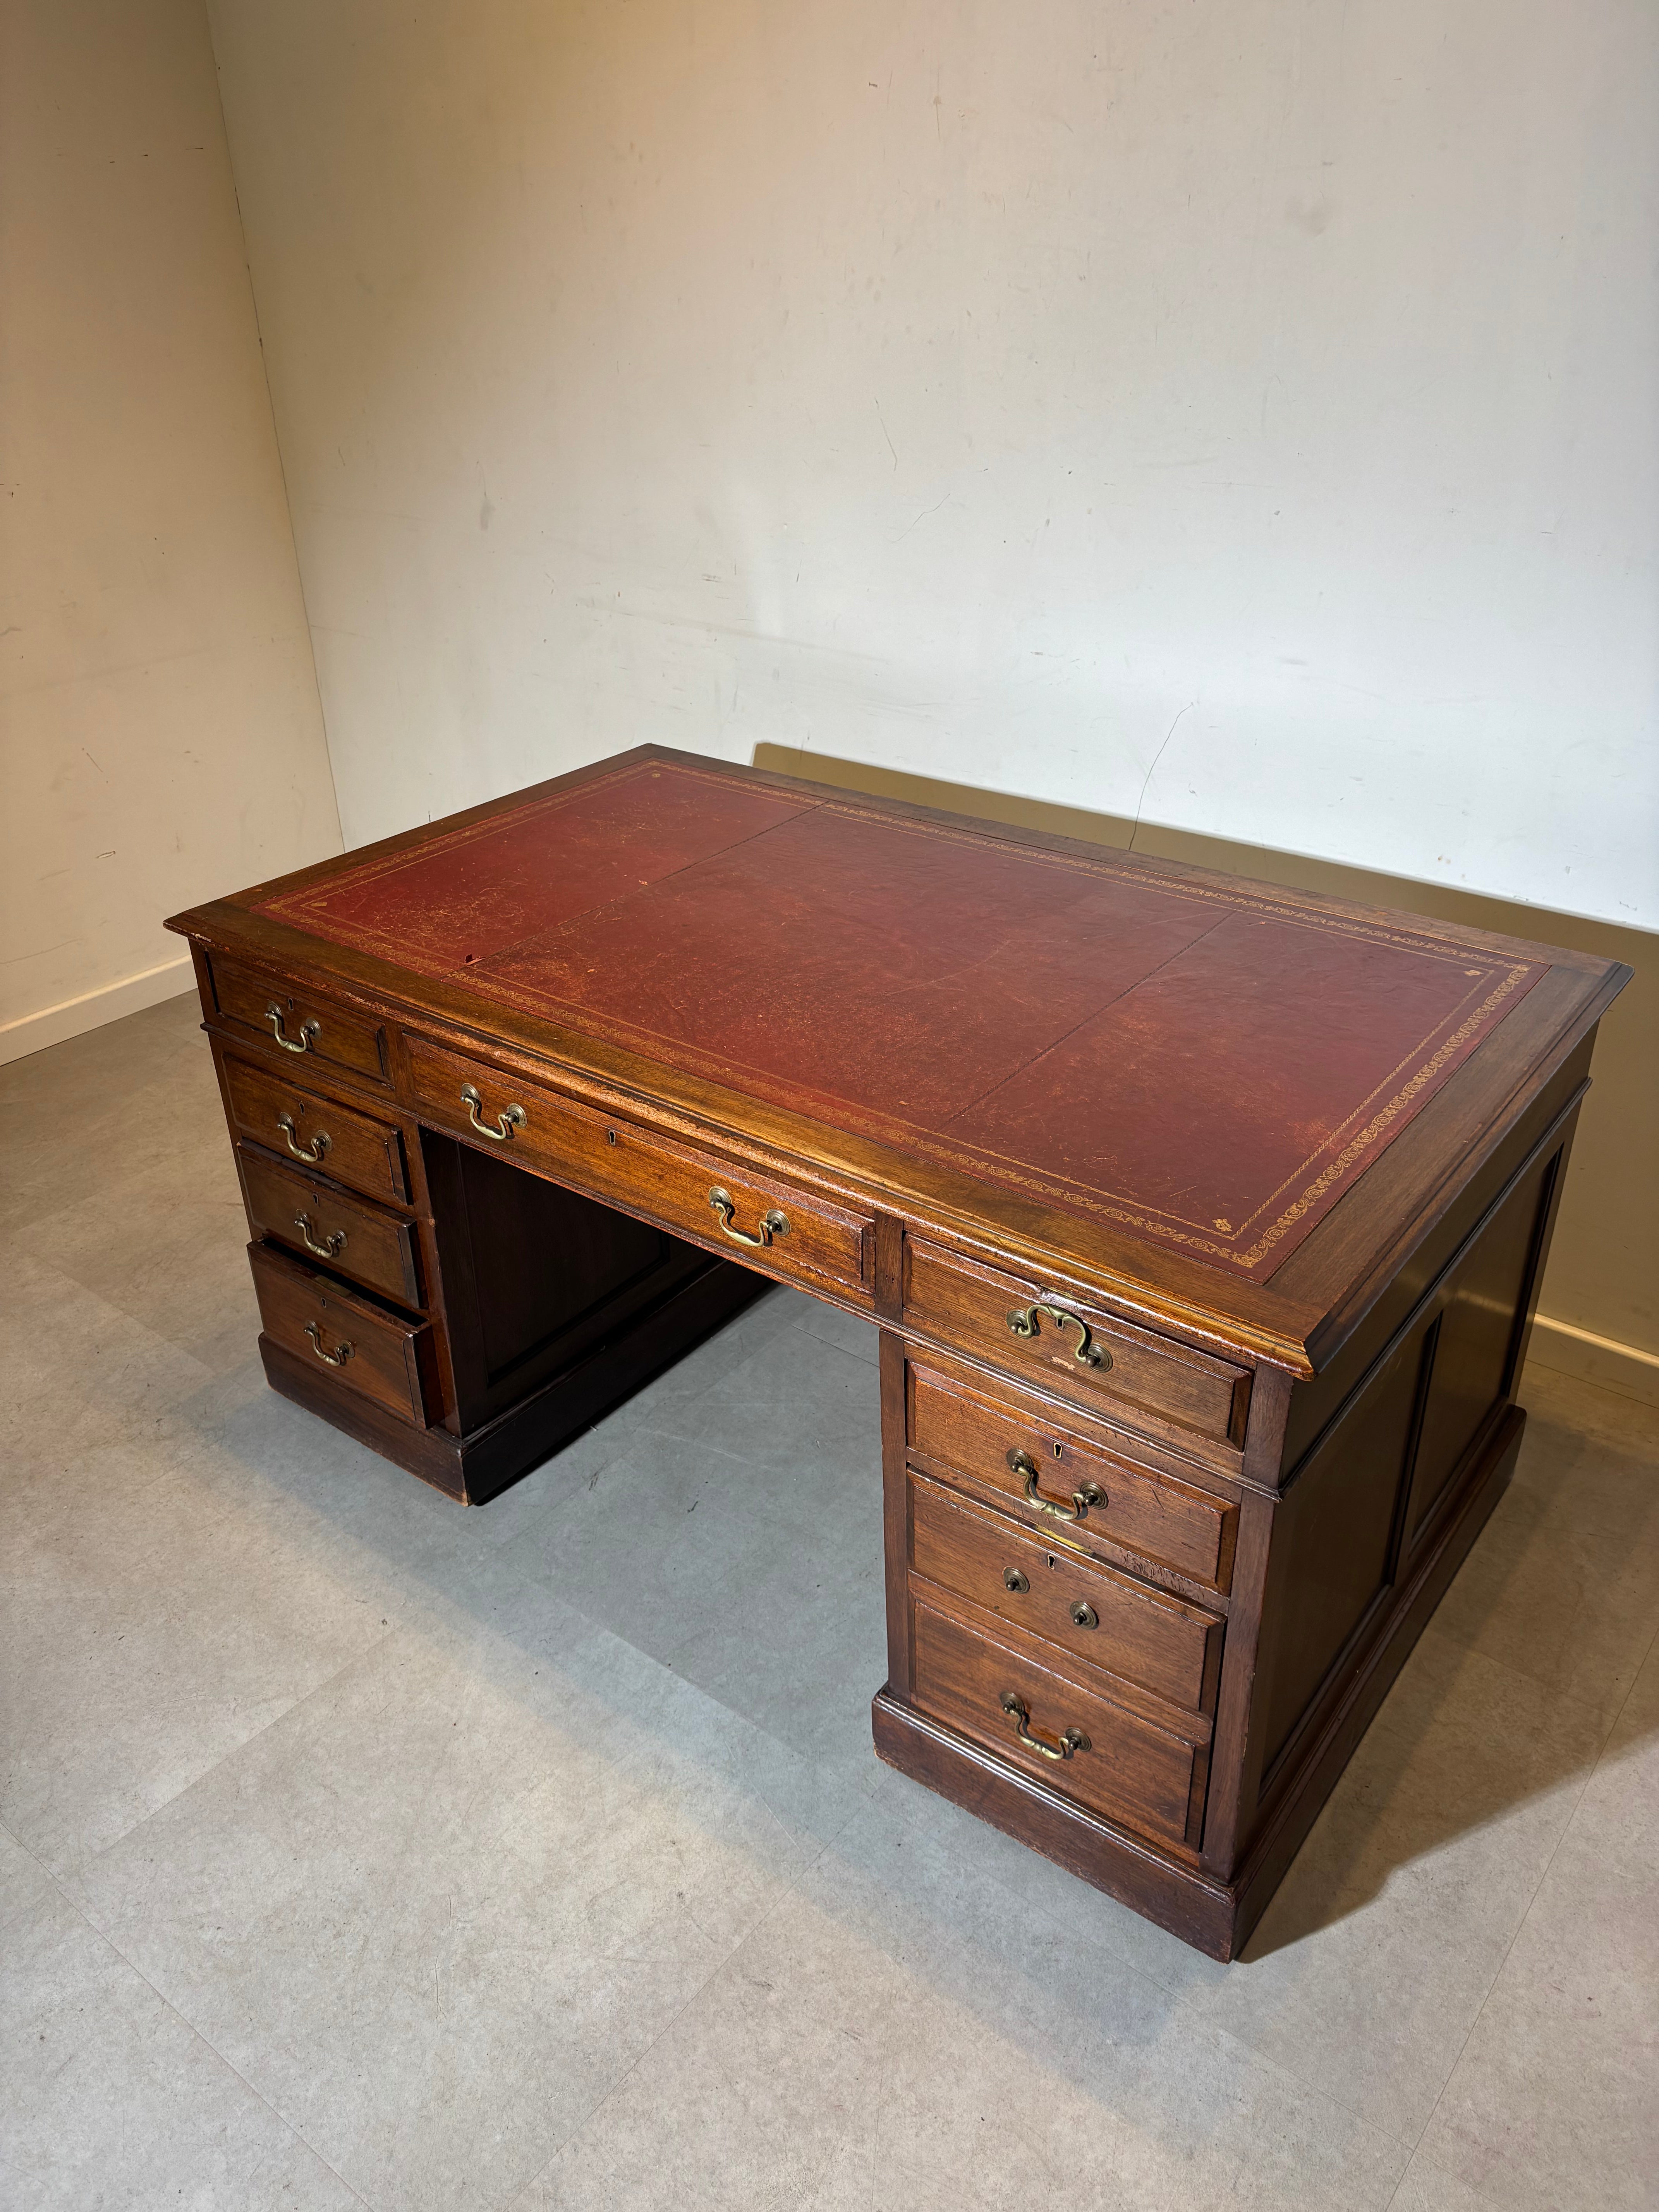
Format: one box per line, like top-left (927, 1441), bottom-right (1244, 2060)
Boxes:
top-left (2, 991), bottom-right (1656, 2211)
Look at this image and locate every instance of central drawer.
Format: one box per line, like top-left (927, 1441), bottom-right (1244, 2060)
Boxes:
top-left (405, 1036), bottom-right (874, 1304)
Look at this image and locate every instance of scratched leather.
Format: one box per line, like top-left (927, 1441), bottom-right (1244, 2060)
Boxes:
top-left (259, 760), bottom-right (1546, 1279)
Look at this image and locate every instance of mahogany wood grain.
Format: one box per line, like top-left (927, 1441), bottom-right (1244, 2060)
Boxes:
top-left (910, 1592), bottom-right (1209, 1849)
top-left (248, 1242), bottom-right (433, 1426)
top-left (222, 1053), bottom-right (410, 1207)
top-left (165, 740), bottom-right (1630, 1960)
top-left (238, 1147), bottom-right (423, 1310)
top-left (909, 1471), bottom-right (1224, 1714)
top-left (208, 951), bottom-right (390, 1086)
top-left (905, 1235), bottom-right (1251, 1456)
top-left (906, 1351), bottom-right (1239, 1592)
top-left (405, 1031), bottom-right (876, 1305)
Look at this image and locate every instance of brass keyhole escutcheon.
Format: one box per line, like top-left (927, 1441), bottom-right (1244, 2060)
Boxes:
top-left (1070, 1599), bottom-right (1099, 1630)
top-left (1003, 1566), bottom-right (1030, 1595)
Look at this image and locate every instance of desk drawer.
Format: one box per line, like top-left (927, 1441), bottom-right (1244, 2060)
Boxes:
top-left (248, 1243), bottom-right (433, 1425)
top-left (239, 1147), bottom-right (422, 1310)
top-left (223, 1055), bottom-right (409, 1206)
top-left (210, 955), bottom-right (389, 1085)
top-left (911, 1595), bottom-right (1208, 1848)
top-left (406, 1037), bottom-right (874, 1302)
top-left (908, 1355), bottom-right (1238, 1591)
top-left (905, 1239), bottom-right (1250, 1453)
top-left (910, 1474), bottom-right (1223, 1715)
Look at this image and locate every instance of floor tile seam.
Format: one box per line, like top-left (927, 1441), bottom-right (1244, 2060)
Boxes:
top-left (498, 1800), bottom-right (874, 2209)
top-left (58, 1624), bottom-right (409, 1901)
top-left (18, 1829), bottom-right (376, 2209)
top-left (490, 1891), bottom-right (785, 2212)
top-left (1154, 1971), bottom-right (1424, 2165)
top-left (1382, 1698), bottom-right (1618, 2177)
top-left (1384, 1618), bottom-right (1635, 1750)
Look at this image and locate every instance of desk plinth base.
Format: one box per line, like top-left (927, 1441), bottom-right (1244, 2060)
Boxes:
top-left (874, 1399), bottom-right (1524, 1962)
top-left (261, 1255), bottom-right (768, 1506)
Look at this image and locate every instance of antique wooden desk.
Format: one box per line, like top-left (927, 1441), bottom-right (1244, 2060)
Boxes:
top-left (165, 747), bottom-right (1628, 1959)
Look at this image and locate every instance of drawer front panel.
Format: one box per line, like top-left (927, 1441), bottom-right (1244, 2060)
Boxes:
top-left (406, 1037), bottom-right (874, 1302)
top-left (909, 1474), bottom-right (1223, 1714)
top-left (249, 1243), bottom-right (431, 1425)
top-left (211, 955), bottom-right (388, 1085)
top-left (905, 1238), bottom-right (1250, 1452)
top-left (909, 1357), bottom-right (1237, 1591)
top-left (911, 1595), bottom-right (1207, 1848)
top-left (239, 1147), bottom-right (422, 1310)
top-left (223, 1055), bottom-right (409, 1206)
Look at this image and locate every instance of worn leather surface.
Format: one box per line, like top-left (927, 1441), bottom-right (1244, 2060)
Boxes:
top-left (259, 759), bottom-right (1547, 1279)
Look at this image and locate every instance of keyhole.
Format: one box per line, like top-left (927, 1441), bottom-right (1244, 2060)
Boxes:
top-left (1052, 1441), bottom-right (1063, 1460)
top-left (605, 1129), bottom-right (617, 1146)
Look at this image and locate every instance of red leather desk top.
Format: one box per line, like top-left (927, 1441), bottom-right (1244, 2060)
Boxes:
top-left (257, 758), bottom-right (1547, 1282)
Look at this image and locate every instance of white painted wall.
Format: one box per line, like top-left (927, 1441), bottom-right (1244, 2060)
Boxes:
top-left (0, 0), bottom-right (341, 1061)
top-left (208, 0), bottom-right (1655, 928)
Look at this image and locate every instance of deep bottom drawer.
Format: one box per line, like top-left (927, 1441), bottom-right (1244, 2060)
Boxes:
top-left (248, 1242), bottom-right (434, 1427)
top-left (910, 1594), bottom-right (1210, 1849)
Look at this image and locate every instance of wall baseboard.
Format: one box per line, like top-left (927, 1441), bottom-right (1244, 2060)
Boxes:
top-left (1527, 1315), bottom-right (1659, 1411)
top-left (0, 956), bottom-right (195, 1066)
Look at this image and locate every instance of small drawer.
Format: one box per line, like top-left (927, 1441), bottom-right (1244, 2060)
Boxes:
top-left (249, 1242), bottom-right (433, 1426)
top-left (908, 1354), bottom-right (1238, 1591)
top-left (223, 1055), bottom-right (409, 1206)
top-left (239, 1147), bottom-right (422, 1310)
top-left (910, 1594), bottom-right (1210, 1849)
top-left (905, 1238), bottom-right (1251, 1454)
top-left (210, 955), bottom-right (389, 1085)
top-left (909, 1473), bottom-right (1223, 1715)
top-left (405, 1036), bottom-right (874, 1304)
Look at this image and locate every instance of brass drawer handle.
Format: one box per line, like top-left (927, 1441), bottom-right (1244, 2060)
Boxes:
top-left (1070, 1599), bottom-right (1099, 1630)
top-left (460, 1083), bottom-right (526, 1142)
top-left (1007, 1448), bottom-right (1106, 1524)
top-left (1000, 1692), bottom-right (1088, 1762)
top-left (708, 1188), bottom-right (789, 1248)
top-left (294, 1212), bottom-right (346, 1261)
top-left (1003, 1566), bottom-right (1030, 1595)
top-left (266, 1003), bottom-right (320, 1054)
top-left (1006, 1299), bottom-right (1111, 1370)
top-left (303, 1321), bottom-right (354, 1367)
top-left (275, 1112), bottom-right (330, 1164)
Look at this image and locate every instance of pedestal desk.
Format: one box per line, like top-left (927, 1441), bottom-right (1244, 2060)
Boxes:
top-left (165, 746), bottom-right (1629, 1959)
